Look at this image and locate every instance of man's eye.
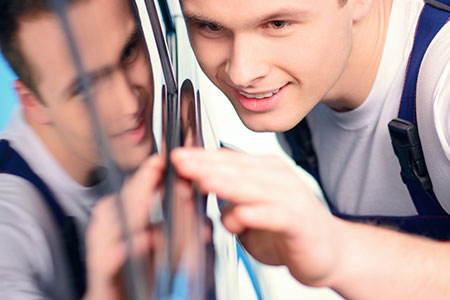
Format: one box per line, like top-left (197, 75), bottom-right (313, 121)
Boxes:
top-left (121, 39), bottom-right (140, 65)
top-left (199, 22), bottom-right (223, 32)
top-left (72, 84), bottom-right (83, 96)
top-left (269, 20), bottom-right (288, 30)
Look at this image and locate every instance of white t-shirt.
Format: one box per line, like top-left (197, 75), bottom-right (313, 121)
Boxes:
top-left (0, 110), bottom-right (100, 300)
top-left (305, 0), bottom-right (450, 216)
top-left (0, 111), bottom-right (261, 300)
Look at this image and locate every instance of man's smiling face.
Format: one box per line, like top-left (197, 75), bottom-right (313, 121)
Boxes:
top-left (183, 0), bottom-right (354, 132)
top-left (18, 0), bottom-right (154, 173)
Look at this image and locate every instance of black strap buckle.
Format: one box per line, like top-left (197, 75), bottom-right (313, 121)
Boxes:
top-left (388, 118), bottom-right (432, 191)
top-left (425, 0), bottom-right (450, 13)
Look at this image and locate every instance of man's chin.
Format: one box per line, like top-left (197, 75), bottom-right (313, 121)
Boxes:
top-left (238, 113), bottom-right (301, 133)
top-left (114, 144), bottom-right (154, 172)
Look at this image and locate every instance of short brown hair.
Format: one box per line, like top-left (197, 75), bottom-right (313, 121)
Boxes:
top-left (0, 0), bottom-right (79, 94)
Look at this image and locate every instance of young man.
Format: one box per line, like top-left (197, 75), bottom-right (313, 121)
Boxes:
top-left (0, 0), bottom-right (157, 298)
top-left (171, 0), bottom-right (450, 298)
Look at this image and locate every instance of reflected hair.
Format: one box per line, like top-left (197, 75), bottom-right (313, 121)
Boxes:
top-left (0, 0), bottom-right (82, 95)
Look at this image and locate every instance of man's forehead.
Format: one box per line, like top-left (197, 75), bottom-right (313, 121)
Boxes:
top-left (18, 0), bottom-right (136, 98)
top-left (181, 0), bottom-right (316, 28)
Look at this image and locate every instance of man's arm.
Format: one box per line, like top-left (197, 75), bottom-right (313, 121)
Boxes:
top-left (0, 175), bottom-right (74, 300)
top-left (171, 148), bottom-right (450, 299)
top-left (83, 155), bottom-right (164, 300)
top-left (328, 219), bottom-right (450, 300)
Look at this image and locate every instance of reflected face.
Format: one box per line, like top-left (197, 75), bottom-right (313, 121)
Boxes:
top-left (180, 80), bottom-right (197, 147)
top-left (183, 0), bottom-right (353, 132)
top-left (19, 0), bottom-right (154, 172)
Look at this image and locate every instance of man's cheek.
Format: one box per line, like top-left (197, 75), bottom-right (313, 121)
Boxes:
top-left (197, 51), bottom-right (219, 75)
top-left (190, 38), bottom-right (212, 65)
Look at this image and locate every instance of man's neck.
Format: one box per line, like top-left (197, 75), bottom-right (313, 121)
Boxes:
top-left (323, 0), bottom-right (394, 112)
top-left (27, 118), bottom-right (96, 187)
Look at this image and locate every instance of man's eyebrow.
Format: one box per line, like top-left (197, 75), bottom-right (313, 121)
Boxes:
top-left (119, 26), bottom-right (140, 61)
top-left (63, 26), bottom-right (141, 98)
top-left (65, 66), bottom-right (115, 98)
top-left (183, 14), bottom-right (225, 28)
top-left (255, 8), bottom-right (311, 23)
top-left (183, 7), bottom-right (310, 28)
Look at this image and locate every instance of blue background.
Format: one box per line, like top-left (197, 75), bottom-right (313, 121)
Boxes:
top-left (0, 53), bottom-right (18, 130)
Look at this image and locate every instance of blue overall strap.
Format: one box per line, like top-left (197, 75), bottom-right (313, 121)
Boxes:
top-left (283, 120), bottom-right (333, 209)
top-left (0, 140), bottom-right (86, 298)
top-left (236, 241), bottom-right (263, 300)
top-left (334, 211), bottom-right (450, 241)
top-left (282, 122), bottom-right (450, 240)
top-left (388, 0), bottom-right (450, 216)
top-left (282, 0), bottom-right (450, 241)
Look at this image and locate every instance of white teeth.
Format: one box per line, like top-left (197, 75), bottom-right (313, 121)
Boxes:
top-left (239, 88), bottom-right (280, 99)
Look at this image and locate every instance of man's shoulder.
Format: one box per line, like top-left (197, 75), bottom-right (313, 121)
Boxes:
top-left (415, 21), bottom-right (450, 207)
top-left (417, 20), bottom-right (450, 119)
top-left (0, 123), bottom-right (63, 250)
top-left (0, 173), bottom-right (56, 229)
top-left (0, 173), bottom-right (74, 299)
top-left (420, 20), bottom-right (450, 76)
top-left (0, 169), bottom-right (65, 247)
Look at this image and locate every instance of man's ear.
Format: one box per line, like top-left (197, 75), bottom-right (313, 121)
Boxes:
top-left (349, 0), bottom-right (375, 22)
top-left (14, 80), bottom-right (51, 125)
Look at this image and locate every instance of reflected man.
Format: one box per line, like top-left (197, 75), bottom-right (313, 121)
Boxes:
top-left (0, 0), bottom-right (155, 298)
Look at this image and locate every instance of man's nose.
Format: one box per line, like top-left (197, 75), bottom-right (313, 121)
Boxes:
top-left (112, 72), bottom-right (141, 117)
top-left (225, 35), bottom-right (269, 88)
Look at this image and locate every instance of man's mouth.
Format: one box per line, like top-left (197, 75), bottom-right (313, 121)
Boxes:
top-left (128, 113), bottom-right (147, 143)
top-left (234, 84), bottom-right (288, 113)
top-left (129, 115), bottom-right (144, 132)
top-left (112, 108), bottom-right (148, 144)
top-left (238, 87), bottom-right (281, 99)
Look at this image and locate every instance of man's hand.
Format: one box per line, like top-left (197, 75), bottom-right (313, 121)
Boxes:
top-left (83, 154), bottom-right (165, 300)
top-left (171, 148), bottom-right (342, 287)
top-left (172, 148), bottom-right (450, 300)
